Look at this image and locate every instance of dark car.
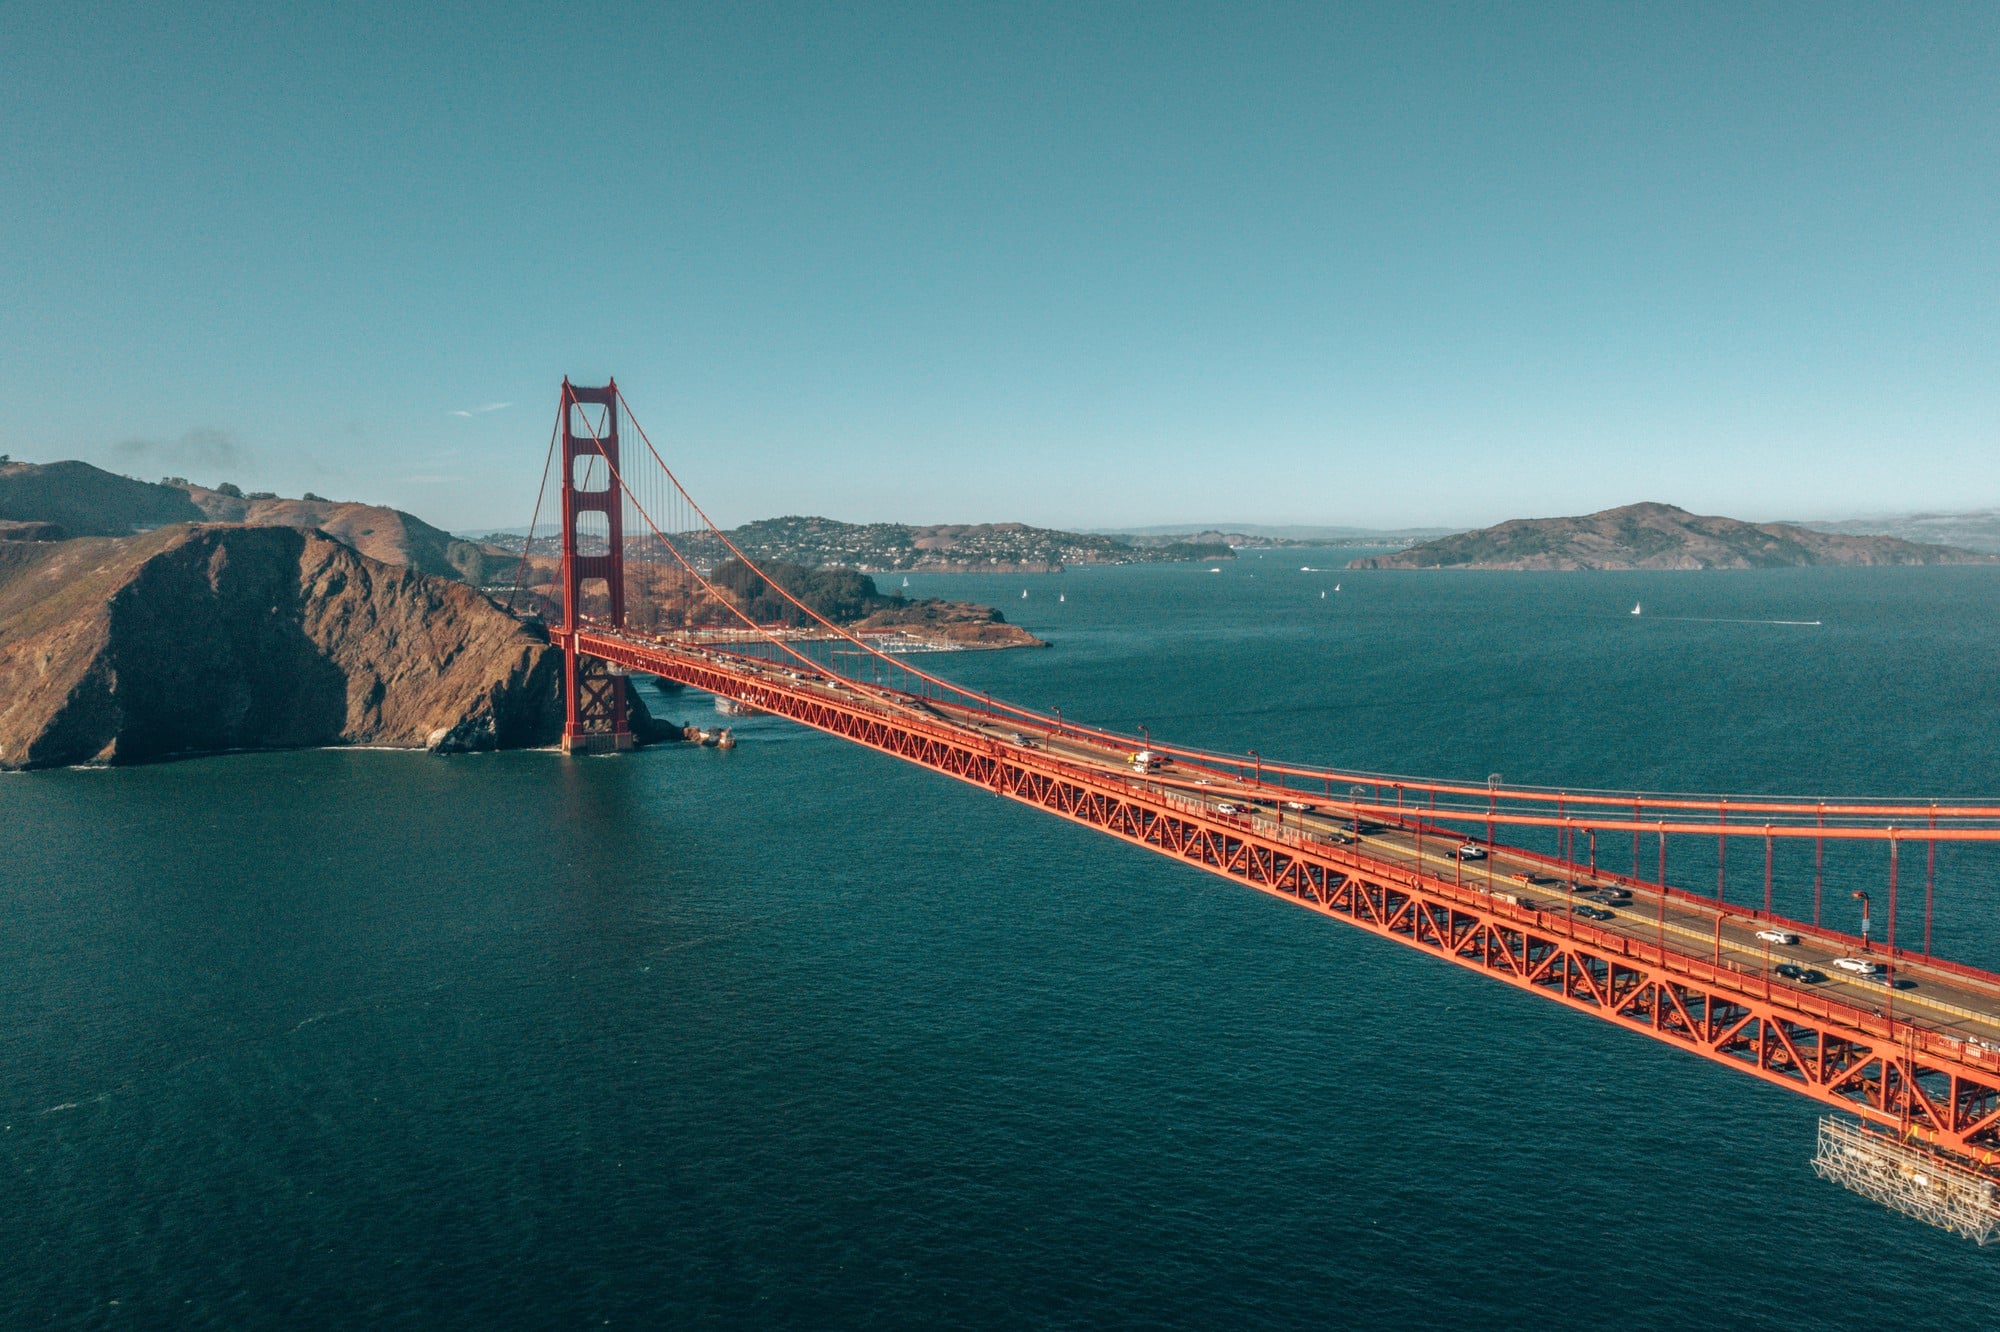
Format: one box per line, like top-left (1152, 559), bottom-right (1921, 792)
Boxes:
top-left (1322, 831), bottom-right (1356, 845)
top-left (1574, 906), bottom-right (1614, 922)
top-left (1797, 969), bottom-right (1828, 985)
top-left (1775, 963), bottom-right (1804, 980)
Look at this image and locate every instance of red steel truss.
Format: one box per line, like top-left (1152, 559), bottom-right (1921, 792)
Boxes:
top-left (525, 381), bottom-right (2000, 1193)
top-left (575, 628), bottom-right (2000, 1176)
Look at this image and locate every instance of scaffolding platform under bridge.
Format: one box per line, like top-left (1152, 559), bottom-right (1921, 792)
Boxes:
top-left (1813, 1116), bottom-right (2000, 1245)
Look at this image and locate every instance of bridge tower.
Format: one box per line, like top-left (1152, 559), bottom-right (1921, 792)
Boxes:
top-left (559, 377), bottom-right (633, 753)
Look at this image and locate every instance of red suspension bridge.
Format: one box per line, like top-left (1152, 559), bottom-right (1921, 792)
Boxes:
top-left (520, 379), bottom-right (2000, 1242)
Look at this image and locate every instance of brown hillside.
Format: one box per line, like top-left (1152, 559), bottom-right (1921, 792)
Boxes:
top-left (0, 525), bottom-right (564, 768)
top-left (182, 485), bottom-right (510, 583)
top-left (0, 460), bottom-right (204, 535)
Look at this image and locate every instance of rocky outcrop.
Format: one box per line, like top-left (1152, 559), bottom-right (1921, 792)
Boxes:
top-left (0, 524), bottom-right (565, 769)
top-left (851, 600), bottom-right (1047, 648)
top-left (1349, 503), bottom-right (1999, 571)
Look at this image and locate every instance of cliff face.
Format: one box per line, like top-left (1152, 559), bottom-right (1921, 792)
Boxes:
top-left (1349, 503), bottom-right (1999, 571)
top-left (0, 525), bottom-right (563, 769)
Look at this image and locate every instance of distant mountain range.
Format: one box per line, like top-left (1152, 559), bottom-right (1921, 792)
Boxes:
top-left (1350, 503), bottom-right (1996, 571)
top-left (1795, 511), bottom-right (2000, 555)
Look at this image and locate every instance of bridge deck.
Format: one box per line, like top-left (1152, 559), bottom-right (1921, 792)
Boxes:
top-left (569, 627), bottom-right (2000, 1172)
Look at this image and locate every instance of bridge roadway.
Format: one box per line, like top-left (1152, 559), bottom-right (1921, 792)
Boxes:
top-left (574, 626), bottom-right (2000, 1166)
top-left (972, 720), bottom-right (2000, 1044)
top-left (637, 634), bottom-right (2000, 1040)
top-left (1008, 730), bottom-right (2000, 1045)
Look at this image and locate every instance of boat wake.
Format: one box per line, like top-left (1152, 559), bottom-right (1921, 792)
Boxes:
top-left (1645, 615), bottom-right (1823, 627)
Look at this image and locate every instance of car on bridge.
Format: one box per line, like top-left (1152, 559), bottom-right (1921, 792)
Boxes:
top-left (1574, 906), bottom-right (1615, 921)
top-left (1833, 957), bottom-right (1882, 976)
top-left (1456, 843), bottom-right (1487, 860)
top-left (1755, 929), bottom-right (1801, 945)
top-left (1215, 803), bottom-right (1248, 817)
top-left (1283, 800), bottom-right (1318, 812)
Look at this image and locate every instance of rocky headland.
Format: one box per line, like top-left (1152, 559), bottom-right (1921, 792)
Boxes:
top-left (0, 524), bottom-right (571, 769)
top-left (1349, 503), bottom-right (1997, 571)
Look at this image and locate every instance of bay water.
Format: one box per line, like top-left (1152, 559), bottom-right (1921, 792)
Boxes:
top-left (5, 553), bottom-right (1999, 1327)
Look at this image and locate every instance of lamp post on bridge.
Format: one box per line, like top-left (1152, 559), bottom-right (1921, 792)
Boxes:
top-left (1487, 774), bottom-right (1501, 892)
top-left (1853, 890), bottom-right (1872, 951)
top-left (1250, 750), bottom-right (1261, 787)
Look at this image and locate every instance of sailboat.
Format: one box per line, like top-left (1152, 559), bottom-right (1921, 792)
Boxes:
top-left (1021, 589), bottom-right (1029, 599)
top-left (1320, 590), bottom-right (1325, 599)
top-left (1058, 593), bottom-right (1065, 603)
top-left (902, 577), bottom-right (910, 589)
top-left (1334, 583), bottom-right (1341, 593)
top-left (1631, 602), bottom-right (1643, 616)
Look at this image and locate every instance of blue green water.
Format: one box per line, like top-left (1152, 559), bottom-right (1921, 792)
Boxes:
top-left (5, 554), bottom-right (1999, 1327)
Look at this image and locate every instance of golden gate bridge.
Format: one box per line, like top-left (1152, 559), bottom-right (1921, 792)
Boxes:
top-left (517, 379), bottom-right (2000, 1243)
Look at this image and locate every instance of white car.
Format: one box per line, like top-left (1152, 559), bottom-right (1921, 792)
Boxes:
top-left (1215, 803), bottom-right (1245, 816)
top-left (1832, 956), bottom-right (1881, 976)
top-left (1456, 844), bottom-right (1487, 861)
top-left (1754, 929), bottom-right (1800, 945)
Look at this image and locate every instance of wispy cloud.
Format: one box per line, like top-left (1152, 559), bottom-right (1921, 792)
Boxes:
top-left (111, 428), bottom-right (250, 477)
top-left (447, 402), bottom-right (514, 418)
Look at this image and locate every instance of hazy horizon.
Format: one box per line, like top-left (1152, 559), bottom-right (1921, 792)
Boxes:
top-left (10, 446), bottom-right (1997, 540)
top-left (4, 3), bottom-right (1996, 532)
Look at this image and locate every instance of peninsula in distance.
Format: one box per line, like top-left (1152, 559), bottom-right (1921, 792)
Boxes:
top-left (5, 457), bottom-right (1996, 770)
top-left (1348, 502), bottom-right (1998, 571)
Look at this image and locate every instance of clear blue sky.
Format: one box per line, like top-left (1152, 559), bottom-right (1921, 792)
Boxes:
top-left (3, 2), bottom-right (1995, 532)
